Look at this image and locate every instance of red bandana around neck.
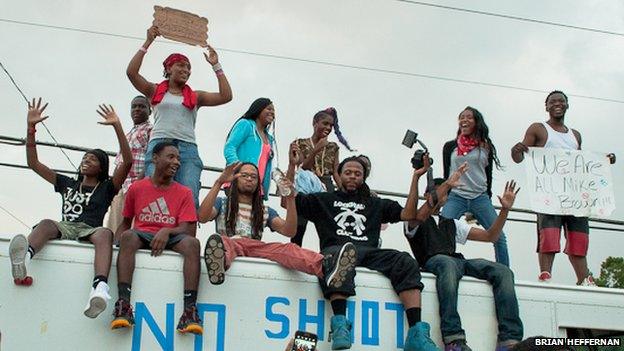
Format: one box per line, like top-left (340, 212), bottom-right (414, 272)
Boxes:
top-left (151, 80), bottom-right (197, 110)
top-left (456, 134), bottom-right (479, 156)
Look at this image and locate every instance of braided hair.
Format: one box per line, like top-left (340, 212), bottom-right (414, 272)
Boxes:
top-left (224, 162), bottom-right (265, 240)
top-left (314, 107), bottom-right (354, 151)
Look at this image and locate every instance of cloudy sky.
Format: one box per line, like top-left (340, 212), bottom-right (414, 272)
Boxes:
top-left (1, 0), bottom-right (623, 285)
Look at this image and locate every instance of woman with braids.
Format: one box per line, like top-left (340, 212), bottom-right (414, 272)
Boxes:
top-left (223, 98), bottom-right (275, 200)
top-left (441, 106), bottom-right (510, 266)
top-left (289, 107), bottom-right (354, 246)
top-left (126, 25), bottom-right (232, 209)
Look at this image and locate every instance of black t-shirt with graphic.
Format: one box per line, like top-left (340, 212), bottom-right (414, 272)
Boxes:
top-left (54, 174), bottom-right (117, 227)
top-left (296, 191), bottom-right (403, 249)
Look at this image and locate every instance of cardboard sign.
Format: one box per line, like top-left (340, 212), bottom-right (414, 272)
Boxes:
top-left (524, 147), bottom-right (615, 217)
top-left (153, 6), bottom-right (208, 47)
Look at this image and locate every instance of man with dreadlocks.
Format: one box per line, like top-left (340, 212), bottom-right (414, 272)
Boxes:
top-left (9, 98), bottom-right (132, 320)
top-left (291, 143), bottom-right (467, 351)
top-left (199, 162), bottom-right (356, 290)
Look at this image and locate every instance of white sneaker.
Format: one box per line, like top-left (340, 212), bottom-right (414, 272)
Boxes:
top-left (9, 234), bottom-right (28, 281)
top-left (579, 275), bottom-right (597, 287)
top-left (84, 281), bottom-right (111, 318)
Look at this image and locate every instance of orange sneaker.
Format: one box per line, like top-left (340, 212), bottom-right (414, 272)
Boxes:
top-left (111, 299), bottom-right (134, 330)
top-left (177, 305), bottom-right (203, 335)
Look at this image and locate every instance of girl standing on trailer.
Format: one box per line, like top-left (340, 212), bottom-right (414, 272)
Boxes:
top-left (223, 98), bottom-right (275, 200)
top-left (290, 107), bottom-right (354, 246)
top-left (126, 25), bottom-right (232, 209)
top-left (441, 106), bottom-right (509, 266)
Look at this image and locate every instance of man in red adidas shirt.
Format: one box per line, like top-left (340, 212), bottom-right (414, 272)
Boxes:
top-left (111, 141), bottom-right (202, 335)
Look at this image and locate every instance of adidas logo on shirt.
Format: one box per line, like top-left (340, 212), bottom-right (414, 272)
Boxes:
top-left (138, 197), bottom-right (176, 225)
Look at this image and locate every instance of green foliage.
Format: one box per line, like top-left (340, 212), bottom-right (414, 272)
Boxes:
top-left (595, 256), bottom-right (624, 289)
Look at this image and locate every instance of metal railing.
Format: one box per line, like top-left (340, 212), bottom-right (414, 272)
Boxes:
top-left (2, 134), bottom-right (623, 232)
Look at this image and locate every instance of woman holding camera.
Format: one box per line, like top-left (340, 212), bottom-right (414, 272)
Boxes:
top-left (441, 106), bottom-right (510, 266)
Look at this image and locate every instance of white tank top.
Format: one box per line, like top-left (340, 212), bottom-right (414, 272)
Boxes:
top-left (542, 122), bottom-right (578, 150)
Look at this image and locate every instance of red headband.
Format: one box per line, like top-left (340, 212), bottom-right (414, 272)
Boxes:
top-left (163, 53), bottom-right (190, 70)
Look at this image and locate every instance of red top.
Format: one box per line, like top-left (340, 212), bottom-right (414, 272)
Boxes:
top-left (456, 134), bottom-right (479, 156)
top-left (123, 178), bottom-right (197, 234)
top-left (151, 80), bottom-right (197, 110)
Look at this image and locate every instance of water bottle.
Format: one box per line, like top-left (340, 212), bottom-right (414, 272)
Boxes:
top-left (271, 168), bottom-right (292, 197)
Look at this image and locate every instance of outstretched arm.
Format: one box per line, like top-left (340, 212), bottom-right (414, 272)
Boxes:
top-left (126, 26), bottom-right (159, 98)
top-left (270, 179), bottom-right (298, 237)
top-left (197, 45), bottom-right (233, 107)
top-left (400, 154), bottom-right (430, 221)
top-left (97, 105), bottom-right (132, 191)
top-left (286, 141), bottom-right (302, 182)
top-left (25, 98), bottom-right (56, 185)
top-left (409, 162), bottom-right (469, 226)
top-left (467, 181), bottom-right (519, 242)
top-left (198, 162), bottom-right (241, 223)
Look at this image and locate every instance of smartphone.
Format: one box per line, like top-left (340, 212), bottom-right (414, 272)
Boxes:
top-left (291, 330), bottom-right (318, 351)
top-left (402, 129), bottom-right (418, 148)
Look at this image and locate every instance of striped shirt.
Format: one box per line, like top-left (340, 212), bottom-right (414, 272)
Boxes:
top-left (214, 197), bottom-right (279, 240)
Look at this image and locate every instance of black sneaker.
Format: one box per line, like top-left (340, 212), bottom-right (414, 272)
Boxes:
top-left (204, 234), bottom-right (226, 285)
top-left (324, 242), bottom-right (357, 289)
top-left (111, 299), bottom-right (134, 329)
top-left (177, 305), bottom-right (203, 335)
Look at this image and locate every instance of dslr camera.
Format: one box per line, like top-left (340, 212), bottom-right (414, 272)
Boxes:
top-left (402, 130), bottom-right (433, 169)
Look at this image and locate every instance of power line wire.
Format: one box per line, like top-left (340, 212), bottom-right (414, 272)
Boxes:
top-left (393, 0), bottom-right (624, 37)
top-left (0, 202), bottom-right (31, 229)
top-left (2, 158), bottom-right (624, 230)
top-left (0, 60), bottom-right (78, 169)
top-left (2, 18), bottom-right (623, 104)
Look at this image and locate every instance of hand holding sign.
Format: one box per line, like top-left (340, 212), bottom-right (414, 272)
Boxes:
top-left (203, 45), bottom-right (219, 65)
top-left (153, 6), bottom-right (209, 47)
top-left (524, 147), bottom-right (615, 217)
top-left (145, 25), bottom-right (161, 47)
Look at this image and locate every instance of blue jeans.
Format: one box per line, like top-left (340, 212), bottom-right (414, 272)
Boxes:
top-left (424, 255), bottom-right (523, 344)
top-left (144, 138), bottom-right (203, 209)
top-left (441, 192), bottom-right (510, 266)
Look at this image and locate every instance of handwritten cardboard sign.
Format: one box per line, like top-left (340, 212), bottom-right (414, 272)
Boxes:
top-left (524, 147), bottom-right (615, 218)
top-left (153, 6), bottom-right (208, 47)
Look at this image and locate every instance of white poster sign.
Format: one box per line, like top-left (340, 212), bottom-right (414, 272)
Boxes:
top-left (524, 147), bottom-right (615, 217)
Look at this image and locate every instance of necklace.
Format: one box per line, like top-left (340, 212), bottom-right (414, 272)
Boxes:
top-left (79, 181), bottom-right (100, 206)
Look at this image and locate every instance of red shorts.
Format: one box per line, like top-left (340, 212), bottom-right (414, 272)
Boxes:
top-left (536, 214), bottom-right (589, 256)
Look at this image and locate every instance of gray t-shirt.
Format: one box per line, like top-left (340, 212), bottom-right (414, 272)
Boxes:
top-left (151, 92), bottom-right (198, 143)
top-left (450, 146), bottom-right (489, 199)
